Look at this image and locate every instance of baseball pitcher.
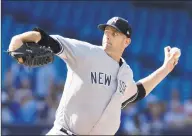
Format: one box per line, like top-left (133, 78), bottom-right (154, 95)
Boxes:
top-left (8, 17), bottom-right (181, 135)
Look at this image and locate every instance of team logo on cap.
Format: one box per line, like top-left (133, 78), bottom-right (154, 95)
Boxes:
top-left (108, 17), bottom-right (118, 24)
top-left (113, 17), bottom-right (118, 23)
top-left (127, 31), bottom-right (130, 35)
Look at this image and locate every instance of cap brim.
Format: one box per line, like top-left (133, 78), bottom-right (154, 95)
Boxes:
top-left (98, 24), bottom-right (121, 33)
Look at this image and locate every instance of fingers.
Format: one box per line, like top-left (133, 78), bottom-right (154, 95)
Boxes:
top-left (164, 46), bottom-right (171, 53)
top-left (169, 53), bottom-right (175, 63)
top-left (169, 53), bottom-right (179, 66)
top-left (166, 46), bottom-right (171, 52)
top-left (8, 36), bottom-right (23, 52)
top-left (163, 46), bottom-right (180, 68)
top-left (174, 59), bottom-right (179, 66)
top-left (164, 46), bottom-right (171, 58)
top-left (169, 52), bottom-right (177, 61)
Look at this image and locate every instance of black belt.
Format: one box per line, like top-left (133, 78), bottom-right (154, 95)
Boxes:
top-left (60, 128), bottom-right (76, 136)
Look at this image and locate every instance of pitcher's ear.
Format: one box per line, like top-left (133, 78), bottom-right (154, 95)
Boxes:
top-left (125, 38), bottom-right (131, 48)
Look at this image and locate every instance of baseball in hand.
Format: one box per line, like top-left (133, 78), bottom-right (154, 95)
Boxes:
top-left (170, 47), bottom-right (181, 59)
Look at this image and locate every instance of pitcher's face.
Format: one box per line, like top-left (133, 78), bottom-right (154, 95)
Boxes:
top-left (102, 26), bottom-right (130, 50)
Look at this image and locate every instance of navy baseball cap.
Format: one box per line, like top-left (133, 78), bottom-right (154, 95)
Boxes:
top-left (98, 17), bottom-right (132, 38)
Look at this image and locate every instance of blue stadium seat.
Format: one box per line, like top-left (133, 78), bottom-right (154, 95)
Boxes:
top-left (131, 8), bottom-right (148, 55)
top-left (2, 15), bottom-right (14, 47)
top-left (131, 61), bottom-right (141, 81)
top-left (185, 46), bottom-right (192, 72)
top-left (181, 79), bottom-right (192, 102)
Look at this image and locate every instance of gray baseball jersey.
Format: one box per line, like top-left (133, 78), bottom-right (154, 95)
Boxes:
top-left (49, 35), bottom-right (138, 135)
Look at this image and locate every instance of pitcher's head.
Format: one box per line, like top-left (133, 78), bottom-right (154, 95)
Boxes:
top-left (98, 17), bottom-right (132, 51)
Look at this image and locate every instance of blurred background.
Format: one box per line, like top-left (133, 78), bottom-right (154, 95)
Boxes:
top-left (1, 1), bottom-right (192, 135)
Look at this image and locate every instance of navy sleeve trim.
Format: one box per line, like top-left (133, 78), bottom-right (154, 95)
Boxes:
top-left (121, 82), bottom-right (146, 109)
top-left (33, 27), bottom-right (62, 54)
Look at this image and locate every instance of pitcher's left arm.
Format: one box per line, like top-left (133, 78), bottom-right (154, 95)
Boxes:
top-left (122, 46), bottom-right (180, 108)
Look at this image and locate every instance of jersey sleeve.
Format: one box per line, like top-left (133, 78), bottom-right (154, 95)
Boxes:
top-left (50, 35), bottom-right (90, 67)
top-left (121, 68), bottom-right (138, 109)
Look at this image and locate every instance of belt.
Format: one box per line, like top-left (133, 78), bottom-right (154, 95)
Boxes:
top-left (60, 128), bottom-right (77, 136)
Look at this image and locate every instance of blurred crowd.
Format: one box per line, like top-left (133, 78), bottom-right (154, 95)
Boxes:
top-left (2, 62), bottom-right (64, 125)
top-left (2, 62), bottom-right (192, 135)
top-left (118, 90), bottom-right (192, 135)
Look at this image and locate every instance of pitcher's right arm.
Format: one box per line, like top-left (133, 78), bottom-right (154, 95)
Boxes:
top-left (8, 30), bottom-right (41, 52)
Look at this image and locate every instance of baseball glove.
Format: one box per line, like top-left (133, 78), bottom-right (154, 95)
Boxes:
top-left (7, 42), bottom-right (54, 67)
